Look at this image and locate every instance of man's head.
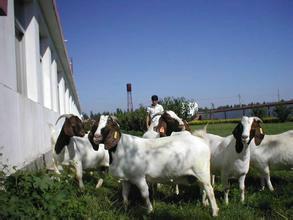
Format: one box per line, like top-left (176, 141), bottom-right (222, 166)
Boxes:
top-left (151, 95), bottom-right (159, 106)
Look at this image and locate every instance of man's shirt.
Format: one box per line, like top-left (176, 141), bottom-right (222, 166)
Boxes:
top-left (147, 104), bottom-right (164, 127)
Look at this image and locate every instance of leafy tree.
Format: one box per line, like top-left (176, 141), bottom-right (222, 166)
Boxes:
top-left (115, 106), bottom-right (147, 132)
top-left (273, 104), bottom-right (292, 122)
top-left (251, 107), bottom-right (267, 119)
top-left (90, 111), bottom-right (95, 119)
top-left (82, 112), bottom-right (89, 120)
top-left (160, 96), bottom-right (196, 121)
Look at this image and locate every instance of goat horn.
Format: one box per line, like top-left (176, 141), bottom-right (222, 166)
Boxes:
top-left (55, 114), bottom-right (74, 125)
top-left (109, 115), bottom-right (120, 127)
top-left (151, 112), bottom-right (164, 120)
top-left (253, 117), bottom-right (263, 123)
top-left (110, 115), bottom-right (118, 121)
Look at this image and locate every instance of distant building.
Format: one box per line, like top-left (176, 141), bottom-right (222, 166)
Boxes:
top-left (198, 100), bottom-right (293, 120)
top-left (0, 0), bottom-right (81, 172)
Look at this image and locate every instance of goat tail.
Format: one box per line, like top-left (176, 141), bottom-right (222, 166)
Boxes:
top-left (48, 123), bottom-right (57, 147)
top-left (192, 124), bottom-right (208, 139)
top-left (48, 123), bottom-right (61, 174)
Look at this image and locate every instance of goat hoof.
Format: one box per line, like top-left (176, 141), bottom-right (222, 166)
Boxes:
top-left (147, 207), bottom-right (154, 214)
top-left (123, 202), bottom-right (129, 211)
top-left (203, 199), bottom-right (209, 207)
top-left (212, 208), bottom-right (219, 217)
top-left (96, 179), bottom-right (104, 189)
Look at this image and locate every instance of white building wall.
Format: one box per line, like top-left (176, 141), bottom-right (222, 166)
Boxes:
top-left (65, 87), bottom-right (69, 113)
top-left (69, 95), bottom-right (73, 113)
top-left (51, 59), bottom-right (58, 112)
top-left (58, 76), bottom-right (65, 114)
top-left (0, 0), bottom-right (81, 173)
top-left (24, 15), bottom-right (40, 103)
top-left (73, 103), bottom-right (79, 116)
top-left (42, 46), bottom-right (52, 109)
top-left (0, 1), bottom-right (19, 169)
top-left (0, 1), bottom-right (16, 90)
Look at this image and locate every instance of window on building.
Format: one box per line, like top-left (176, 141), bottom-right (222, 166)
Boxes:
top-left (0, 0), bottom-right (7, 16)
top-left (15, 19), bottom-right (27, 95)
top-left (14, 0), bottom-right (27, 95)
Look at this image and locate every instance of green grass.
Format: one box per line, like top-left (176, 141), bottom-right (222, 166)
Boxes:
top-left (1, 169), bottom-right (292, 219)
top-left (1, 122), bottom-right (292, 219)
top-left (191, 121), bottom-right (293, 136)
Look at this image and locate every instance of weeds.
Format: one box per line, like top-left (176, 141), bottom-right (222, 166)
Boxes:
top-left (0, 122), bottom-right (292, 219)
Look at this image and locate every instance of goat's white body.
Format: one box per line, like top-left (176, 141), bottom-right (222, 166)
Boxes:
top-left (109, 132), bottom-right (219, 216)
top-left (193, 129), bottom-right (224, 155)
top-left (51, 132), bottom-right (109, 188)
top-left (211, 135), bottom-right (250, 176)
top-left (194, 129), bottom-right (250, 204)
top-left (69, 135), bottom-right (109, 169)
top-left (49, 124), bottom-right (70, 173)
top-left (68, 135), bottom-right (109, 188)
top-left (142, 120), bottom-right (182, 194)
top-left (112, 133), bottom-right (208, 181)
top-left (250, 130), bottom-right (293, 191)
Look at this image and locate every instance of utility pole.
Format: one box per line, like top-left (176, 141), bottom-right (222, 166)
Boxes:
top-left (210, 103), bottom-right (214, 120)
top-left (238, 94), bottom-right (241, 107)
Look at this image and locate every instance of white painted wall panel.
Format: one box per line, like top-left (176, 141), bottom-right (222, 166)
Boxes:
top-left (65, 87), bottom-right (69, 113)
top-left (24, 16), bottom-right (40, 103)
top-left (0, 1), bottom-right (17, 90)
top-left (42, 47), bottom-right (52, 109)
top-left (51, 60), bottom-right (58, 112)
top-left (58, 76), bottom-right (65, 114)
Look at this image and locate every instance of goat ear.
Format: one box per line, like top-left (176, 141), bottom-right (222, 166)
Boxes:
top-left (104, 127), bottom-right (121, 150)
top-left (88, 131), bottom-right (100, 151)
top-left (157, 120), bottom-right (167, 137)
top-left (233, 123), bottom-right (244, 153)
top-left (109, 115), bottom-right (119, 125)
top-left (235, 140), bottom-right (244, 153)
top-left (253, 120), bottom-right (265, 146)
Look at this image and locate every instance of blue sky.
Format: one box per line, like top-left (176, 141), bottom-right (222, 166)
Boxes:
top-left (57, 0), bottom-right (293, 114)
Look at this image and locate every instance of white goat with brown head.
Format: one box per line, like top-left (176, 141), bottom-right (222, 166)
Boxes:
top-left (196, 116), bottom-right (264, 204)
top-left (142, 110), bottom-right (191, 194)
top-left (89, 115), bottom-right (219, 217)
top-left (51, 114), bottom-right (109, 189)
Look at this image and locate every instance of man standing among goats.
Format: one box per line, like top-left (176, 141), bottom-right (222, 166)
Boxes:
top-left (146, 95), bottom-right (164, 129)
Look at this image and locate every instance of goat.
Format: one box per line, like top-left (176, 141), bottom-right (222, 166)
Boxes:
top-left (250, 130), bottom-right (293, 191)
top-left (51, 114), bottom-right (85, 174)
top-left (66, 135), bottom-right (109, 189)
top-left (51, 114), bottom-right (109, 189)
top-left (89, 115), bottom-right (219, 216)
top-left (54, 114), bottom-right (85, 154)
top-left (195, 116), bottom-right (264, 204)
top-left (142, 110), bottom-right (191, 194)
top-left (143, 110), bottom-right (190, 137)
top-left (155, 111), bottom-right (191, 136)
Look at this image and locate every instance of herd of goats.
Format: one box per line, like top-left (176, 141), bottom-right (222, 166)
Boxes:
top-left (50, 111), bottom-right (293, 217)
